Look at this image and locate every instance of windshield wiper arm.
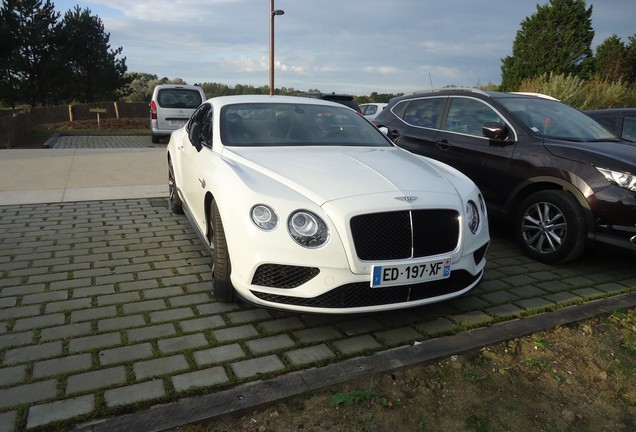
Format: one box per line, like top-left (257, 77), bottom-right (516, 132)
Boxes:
top-left (583, 138), bottom-right (622, 143)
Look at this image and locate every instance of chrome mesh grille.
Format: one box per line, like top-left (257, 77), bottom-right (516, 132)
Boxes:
top-left (350, 209), bottom-right (460, 260)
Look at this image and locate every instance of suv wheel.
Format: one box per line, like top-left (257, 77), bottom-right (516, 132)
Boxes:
top-left (514, 190), bottom-right (586, 264)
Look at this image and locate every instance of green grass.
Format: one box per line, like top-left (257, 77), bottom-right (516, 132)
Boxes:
top-left (622, 340), bottom-right (636, 356)
top-left (465, 371), bottom-right (487, 382)
top-left (524, 357), bottom-right (549, 369)
top-left (532, 336), bottom-right (546, 350)
top-left (464, 414), bottom-right (491, 432)
top-left (329, 389), bottom-right (376, 407)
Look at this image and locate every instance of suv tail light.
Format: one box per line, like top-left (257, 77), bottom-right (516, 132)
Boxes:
top-left (150, 101), bottom-right (157, 119)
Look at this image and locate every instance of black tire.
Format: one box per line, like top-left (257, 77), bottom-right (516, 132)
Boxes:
top-left (168, 159), bottom-right (184, 214)
top-left (211, 200), bottom-right (238, 302)
top-left (514, 190), bottom-right (587, 264)
top-left (151, 134), bottom-right (160, 143)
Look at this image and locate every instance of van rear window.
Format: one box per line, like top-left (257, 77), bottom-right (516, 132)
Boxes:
top-left (157, 89), bottom-right (202, 109)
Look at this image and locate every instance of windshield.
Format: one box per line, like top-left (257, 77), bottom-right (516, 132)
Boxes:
top-left (220, 103), bottom-right (391, 147)
top-left (498, 97), bottom-right (618, 142)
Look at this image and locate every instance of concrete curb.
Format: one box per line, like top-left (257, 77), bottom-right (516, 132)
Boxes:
top-left (42, 133), bottom-right (60, 149)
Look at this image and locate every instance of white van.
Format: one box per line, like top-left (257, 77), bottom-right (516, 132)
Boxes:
top-left (150, 84), bottom-right (206, 143)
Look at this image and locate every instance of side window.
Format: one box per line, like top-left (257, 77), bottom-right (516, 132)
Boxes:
top-left (622, 116), bottom-right (636, 142)
top-left (187, 103), bottom-right (212, 148)
top-left (202, 106), bottom-right (213, 146)
top-left (391, 100), bottom-right (408, 119)
top-left (445, 98), bottom-right (504, 137)
top-left (401, 98), bottom-right (444, 128)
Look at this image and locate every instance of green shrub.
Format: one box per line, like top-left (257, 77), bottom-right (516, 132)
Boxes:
top-left (518, 72), bottom-right (635, 109)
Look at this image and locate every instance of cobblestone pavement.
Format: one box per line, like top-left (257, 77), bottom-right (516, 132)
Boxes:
top-left (49, 135), bottom-right (159, 149)
top-left (1, 199), bottom-right (635, 432)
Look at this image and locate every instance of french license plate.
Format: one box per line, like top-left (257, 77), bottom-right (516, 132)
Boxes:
top-left (371, 258), bottom-right (451, 288)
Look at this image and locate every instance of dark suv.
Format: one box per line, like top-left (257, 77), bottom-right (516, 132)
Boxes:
top-left (299, 92), bottom-right (362, 113)
top-left (585, 108), bottom-right (636, 143)
top-left (373, 89), bottom-right (636, 263)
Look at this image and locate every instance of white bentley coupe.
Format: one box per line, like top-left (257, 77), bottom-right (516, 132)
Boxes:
top-left (167, 95), bottom-right (490, 313)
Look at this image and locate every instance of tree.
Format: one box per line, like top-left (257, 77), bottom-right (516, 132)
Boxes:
top-left (120, 72), bottom-right (158, 103)
top-left (594, 35), bottom-right (630, 82)
top-left (500, 0), bottom-right (594, 91)
top-left (121, 74), bottom-right (193, 102)
top-left (0, 10), bottom-right (18, 107)
top-left (1, 0), bottom-right (60, 106)
top-left (626, 34), bottom-right (636, 84)
top-left (57, 6), bottom-right (128, 102)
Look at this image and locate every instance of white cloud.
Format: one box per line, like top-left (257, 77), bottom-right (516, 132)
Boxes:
top-left (363, 66), bottom-right (400, 75)
top-left (52, 0), bottom-right (636, 95)
top-left (227, 56), bottom-right (268, 73)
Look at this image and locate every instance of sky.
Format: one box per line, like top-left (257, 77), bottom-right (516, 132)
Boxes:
top-left (52, 0), bottom-right (635, 96)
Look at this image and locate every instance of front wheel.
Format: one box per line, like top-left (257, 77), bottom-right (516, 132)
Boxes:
top-left (211, 200), bottom-right (238, 302)
top-left (168, 159), bottom-right (183, 214)
top-left (514, 190), bottom-right (587, 264)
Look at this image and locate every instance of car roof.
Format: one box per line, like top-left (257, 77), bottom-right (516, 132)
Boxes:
top-left (300, 92), bottom-right (354, 98)
top-left (389, 88), bottom-right (558, 103)
top-left (510, 92), bottom-right (559, 101)
top-left (206, 94), bottom-right (348, 108)
top-left (155, 84), bottom-right (203, 90)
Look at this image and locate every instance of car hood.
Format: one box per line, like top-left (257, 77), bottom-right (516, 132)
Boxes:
top-left (224, 146), bottom-right (460, 205)
top-left (544, 140), bottom-right (636, 172)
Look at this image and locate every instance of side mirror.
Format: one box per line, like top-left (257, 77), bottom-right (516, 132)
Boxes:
top-left (377, 126), bottom-right (399, 142)
top-left (189, 123), bottom-right (203, 151)
top-left (482, 122), bottom-right (509, 141)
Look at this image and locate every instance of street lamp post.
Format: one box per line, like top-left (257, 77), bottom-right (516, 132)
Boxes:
top-left (269, 0), bottom-right (284, 96)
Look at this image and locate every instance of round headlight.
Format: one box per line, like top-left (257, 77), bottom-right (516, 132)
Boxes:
top-left (466, 201), bottom-right (480, 235)
top-left (288, 210), bottom-right (329, 248)
top-left (251, 204), bottom-right (278, 231)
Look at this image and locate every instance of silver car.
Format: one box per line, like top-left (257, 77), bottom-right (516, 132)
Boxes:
top-left (150, 84), bottom-right (205, 143)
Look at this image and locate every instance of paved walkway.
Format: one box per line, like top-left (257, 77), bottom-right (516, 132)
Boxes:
top-left (0, 136), bottom-right (166, 206)
top-left (0, 137), bottom-right (635, 432)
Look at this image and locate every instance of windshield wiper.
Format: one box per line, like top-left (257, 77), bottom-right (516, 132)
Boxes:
top-left (545, 136), bottom-right (584, 142)
top-left (583, 138), bottom-right (622, 143)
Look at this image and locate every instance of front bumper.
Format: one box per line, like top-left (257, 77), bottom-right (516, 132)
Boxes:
top-left (233, 241), bottom-right (489, 314)
top-left (590, 185), bottom-right (636, 251)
